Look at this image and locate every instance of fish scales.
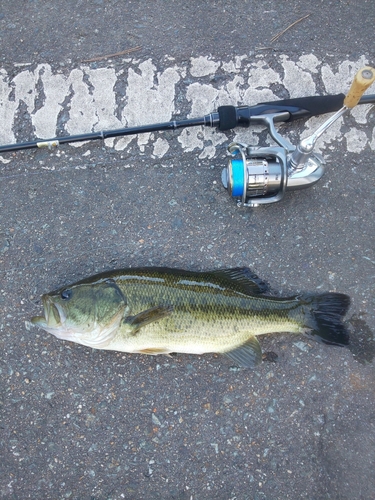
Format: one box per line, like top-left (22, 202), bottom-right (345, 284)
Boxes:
top-left (31, 267), bottom-right (351, 368)
top-left (108, 274), bottom-right (297, 352)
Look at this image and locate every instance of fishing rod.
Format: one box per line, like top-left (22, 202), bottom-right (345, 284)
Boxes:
top-left (1, 66), bottom-right (375, 207)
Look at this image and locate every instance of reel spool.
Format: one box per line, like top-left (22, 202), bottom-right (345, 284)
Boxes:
top-left (222, 144), bottom-right (288, 207)
top-left (222, 140), bottom-right (325, 208)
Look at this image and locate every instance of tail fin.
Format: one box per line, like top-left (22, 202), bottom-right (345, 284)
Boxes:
top-left (303, 292), bottom-right (350, 346)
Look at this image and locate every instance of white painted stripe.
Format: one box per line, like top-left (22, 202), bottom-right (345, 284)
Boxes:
top-left (0, 54), bottom-right (373, 160)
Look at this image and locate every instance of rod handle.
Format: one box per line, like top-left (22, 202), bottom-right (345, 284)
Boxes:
top-left (344, 66), bottom-right (375, 108)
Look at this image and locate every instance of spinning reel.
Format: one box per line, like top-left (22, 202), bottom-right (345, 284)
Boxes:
top-left (1, 66), bottom-right (375, 207)
top-left (221, 66), bottom-right (375, 207)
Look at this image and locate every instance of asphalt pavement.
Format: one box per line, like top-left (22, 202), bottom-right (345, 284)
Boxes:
top-left (1, 1), bottom-right (375, 499)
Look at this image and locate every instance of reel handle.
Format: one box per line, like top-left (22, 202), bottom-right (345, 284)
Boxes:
top-left (344, 67), bottom-right (375, 108)
top-left (289, 65), bottom-right (375, 171)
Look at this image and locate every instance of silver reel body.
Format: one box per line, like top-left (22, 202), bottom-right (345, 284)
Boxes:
top-left (221, 112), bottom-right (328, 207)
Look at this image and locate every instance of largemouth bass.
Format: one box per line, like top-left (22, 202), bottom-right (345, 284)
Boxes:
top-left (31, 267), bottom-right (350, 368)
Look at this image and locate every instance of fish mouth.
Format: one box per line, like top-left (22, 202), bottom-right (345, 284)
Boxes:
top-left (31, 295), bottom-right (66, 333)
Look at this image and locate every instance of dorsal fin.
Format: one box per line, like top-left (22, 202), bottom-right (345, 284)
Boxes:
top-left (209, 267), bottom-right (269, 296)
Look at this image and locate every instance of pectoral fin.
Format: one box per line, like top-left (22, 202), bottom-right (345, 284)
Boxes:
top-left (124, 305), bottom-right (173, 331)
top-left (224, 335), bottom-right (262, 368)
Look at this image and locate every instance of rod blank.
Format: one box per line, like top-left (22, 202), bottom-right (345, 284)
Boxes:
top-left (0, 94), bottom-right (374, 154)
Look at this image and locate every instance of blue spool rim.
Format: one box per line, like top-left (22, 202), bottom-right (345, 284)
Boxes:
top-left (230, 158), bottom-right (245, 197)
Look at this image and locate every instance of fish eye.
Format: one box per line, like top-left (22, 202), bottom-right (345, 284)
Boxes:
top-left (61, 289), bottom-right (72, 300)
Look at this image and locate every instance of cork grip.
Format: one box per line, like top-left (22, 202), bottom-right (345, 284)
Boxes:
top-left (344, 67), bottom-right (375, 108)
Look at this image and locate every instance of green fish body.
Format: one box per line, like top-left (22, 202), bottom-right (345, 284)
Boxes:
top-left (31, 267), bottom-right (350, 368)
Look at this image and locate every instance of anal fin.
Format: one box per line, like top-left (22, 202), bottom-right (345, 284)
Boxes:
top-left (224, 335), bottom-right (262, 368)
top-left (137, 347), bottom-right (171, 355)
